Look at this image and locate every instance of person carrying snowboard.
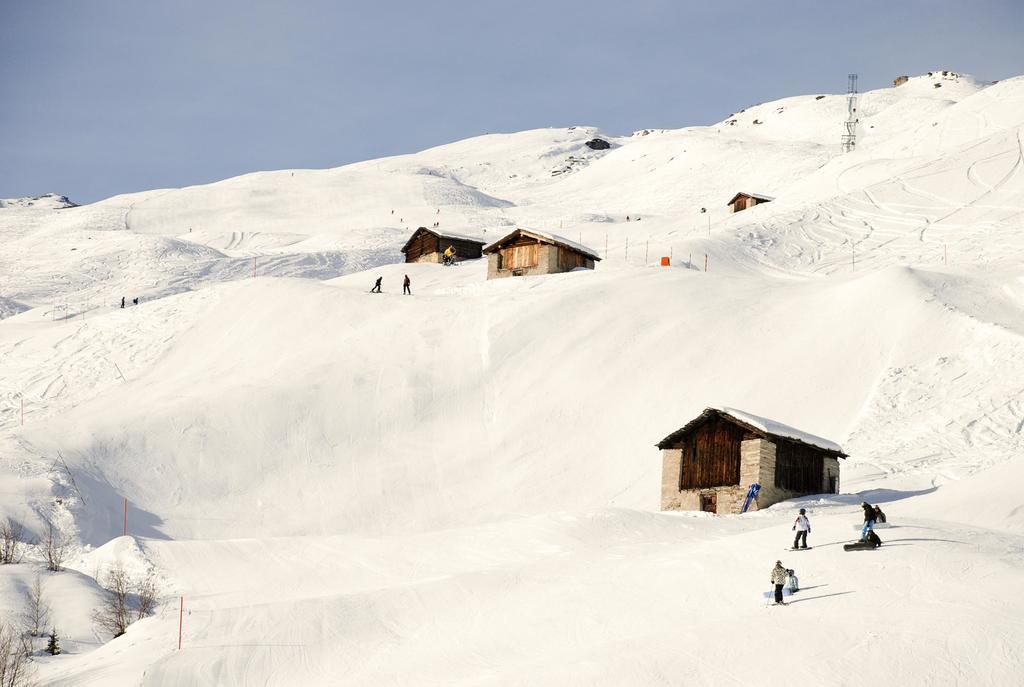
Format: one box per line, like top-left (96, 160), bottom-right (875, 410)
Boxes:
top-left (770, 561), bottom-right (789, 605)
top-left (371, 277), bottom-right (383, 293)
top-left (792, 508), bottom-right (810, 549)
top-left (403, 274), bottom-right (411, 295)
top-left (860, 501), bottom-right (876, 540)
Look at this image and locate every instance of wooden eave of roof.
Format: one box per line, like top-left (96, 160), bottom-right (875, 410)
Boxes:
top-left (655, 408), bottom-right (847, 458)
top-left (400, 227), bottom-right (485, 254)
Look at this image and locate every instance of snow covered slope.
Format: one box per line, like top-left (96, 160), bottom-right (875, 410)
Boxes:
top-left (2, 71), bottom-right (1024, 686)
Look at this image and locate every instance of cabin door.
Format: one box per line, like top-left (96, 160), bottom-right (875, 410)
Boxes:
top-left (700, 492), bottom-right (717, 514)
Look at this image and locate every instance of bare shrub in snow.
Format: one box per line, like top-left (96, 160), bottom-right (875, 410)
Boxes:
top-left (24, 575), bottom-right (49, 637)
top-left (93, 566), bottom-right (160, 639)
top-left (0, 520), bottom-right (27, 565)
top-left (135, 573), bottom-right (159, 621)
top-left (0, 621), bottom-right (35, 687)
top-left (93, 566), bottom-right (131, 638)
top-left (41, 526), bottom-right (68, 573)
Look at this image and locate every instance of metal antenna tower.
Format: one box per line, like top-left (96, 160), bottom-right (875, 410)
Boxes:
top-left (841, 73), bottom-right (858, 153)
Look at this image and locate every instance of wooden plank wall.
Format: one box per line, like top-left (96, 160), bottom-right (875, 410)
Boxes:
top-left (557, 247), bottom-right (588, 270)
top-left (500, 243), bottom-right (540, 269)
top-left (679, 416), bottom-right (744, 489)
top-left (774, 442), bottom-right (824, 492)
top-left (445, 238), bottom-right (484, 260)
top-left (405, 231), bottom-right (440, 262)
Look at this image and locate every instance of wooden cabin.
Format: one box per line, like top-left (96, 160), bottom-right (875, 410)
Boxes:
top-left (483, 228), bottom-right (601, 280)
top-left (656, 408), bottom-right (845, 514)
top-left (727, 191), bottom-right (774, 213)
top-left (401, 227), bottom-right (485, 264)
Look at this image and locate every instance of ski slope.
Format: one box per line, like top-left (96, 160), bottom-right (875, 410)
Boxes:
top-left (2, 71), bottom-right (1024, 686)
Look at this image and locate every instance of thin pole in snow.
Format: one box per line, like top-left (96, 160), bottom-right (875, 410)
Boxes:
top-left (704, 254), bottom-right (708, 272)
top-left (252, 256), bottom-right (256, 279)
top-left (123, 498), bottom-right (128, 537)
top-left (645, 240), bottom-right (649, 264)
top-left (625, 237), bottom-right (629, 263)
top-left (20, 395), bottom-right (24, 426)
top-left (178, 597), bottom-right (184, 650)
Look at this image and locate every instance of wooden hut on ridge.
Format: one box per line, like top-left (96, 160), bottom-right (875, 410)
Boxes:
top-left (401, 227), bottom-right (485, 264)
top-left (656, 407), bottom-right (845, 514)
top-left (483, 228), bottom-right (600, 279)
top-left (727, 191), bottom-right (774, 213)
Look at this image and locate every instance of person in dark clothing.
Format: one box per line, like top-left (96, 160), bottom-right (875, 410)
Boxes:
top-left (120, 296), bottom-right (125, 309)
top-left (132, 297), bottom-right (138, 306)
top-left (371, 277), bottom-right (382, 293)
top-left (873, 505), bottom-right (887, 524)
top-left (792, 508), bottom-right (810, 549)
top-left (860, 502), bottom-right (876, 540)
top-left (403, 274), bottom-right (411, 295)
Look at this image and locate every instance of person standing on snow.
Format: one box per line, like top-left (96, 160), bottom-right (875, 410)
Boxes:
top-left (873, 505), bottom-right (887, 524)
top-left (120, 296), bottom-right (125, 309)
top-left (371, 276), bottom-right (383, 293)
top-left (403, 274), bottom-right (411, 295)
top-left (792, 508), bottom-right (810, 549)
top-left (770, 561), bottom-right (789, 605)
top-left (860, 502), bottom-right (877, 540)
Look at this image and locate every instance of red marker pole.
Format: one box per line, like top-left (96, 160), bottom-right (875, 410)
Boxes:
top-left (178, 596), bottom-right (184, 650)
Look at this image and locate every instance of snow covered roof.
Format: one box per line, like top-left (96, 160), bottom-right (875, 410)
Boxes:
top-left (656, 407), bottom-right (846, 456)
top-left (400, 226), bottom-right (486, 253)
top-left (727, 191), bottom-right (775, 205)
top-left (482, 227), bottom-right (602, 261)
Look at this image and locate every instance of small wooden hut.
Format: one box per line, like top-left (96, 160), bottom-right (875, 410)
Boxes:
top-left (401, 227), bottom-right (485, 264)
top-left (483, 228), bottom-right (600, 279)
top-left (727, 191), bottom-right (774, 213)
top-left (656, 407), bottom-right (845, 514)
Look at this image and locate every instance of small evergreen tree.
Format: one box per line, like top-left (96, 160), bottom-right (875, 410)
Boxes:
top-left (46, 628), bottom-right (60, 656)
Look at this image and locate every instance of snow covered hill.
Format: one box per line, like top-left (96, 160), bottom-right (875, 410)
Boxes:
top-left (2, 71), bottom-right (1024, 686)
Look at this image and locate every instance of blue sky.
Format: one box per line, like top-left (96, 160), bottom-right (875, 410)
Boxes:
top-left (2, 0), bottom-right (1021, 204)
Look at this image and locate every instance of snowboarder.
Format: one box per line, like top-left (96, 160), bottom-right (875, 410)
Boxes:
top-left (120, 296), bottom-right (125, 309)
top-left (371, 277), bottom-right (383, 293)
top-left (792, 508), bottom-right (810, 549)
top-left (873, 505), bottom-right (887, 524)
top-left (860, 502), bottom-right (877, 540)
top-left (770, 561), bottom-right (789, 605)
top-left (403, 274), bottom-right (411, 295)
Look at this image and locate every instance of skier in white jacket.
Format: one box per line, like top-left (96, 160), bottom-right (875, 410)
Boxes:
top-left (792, 508), bottom-right (810, 550)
